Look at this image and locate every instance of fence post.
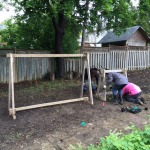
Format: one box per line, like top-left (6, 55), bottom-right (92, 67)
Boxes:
top-left (148, 47), bottom-right (150, 68)
top-left (107, 46), bottom-right (110, 69)
top-left (50, 58), bottom-right (55, 81)
top-left (125, 45), bottom-right (129, 70)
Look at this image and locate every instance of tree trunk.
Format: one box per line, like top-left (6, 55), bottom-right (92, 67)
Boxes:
top-left (52, 12), bottom-right (65, 78)
top-left (80, 27), bottom-right (86, 53)
top-left (55, 30), bottom-right (64, 78)
top-left (80, 0), bottom-right (89, 53)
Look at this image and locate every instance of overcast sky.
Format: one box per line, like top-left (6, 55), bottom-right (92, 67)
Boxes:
top-left (0, 0), bottom-right (139, 24)
top-left (0, 4), bottom-right (15, 23)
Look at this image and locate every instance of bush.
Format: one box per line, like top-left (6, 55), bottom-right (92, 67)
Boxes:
top-left (70, 123), bottom-right (150, 150)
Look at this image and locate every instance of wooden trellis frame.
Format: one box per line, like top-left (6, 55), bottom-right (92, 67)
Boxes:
top-left (7, 53), bottom-right (93, 119)
top-left (96, 68), bottom-right (127, 101)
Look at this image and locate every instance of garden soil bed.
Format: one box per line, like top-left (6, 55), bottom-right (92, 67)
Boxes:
top-left (0, 69), bottom-right (150, 150)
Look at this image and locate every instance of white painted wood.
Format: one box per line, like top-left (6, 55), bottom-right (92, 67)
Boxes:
top-left (81, 59), bottom-right (86, 97)
top-left (144, 51), bottom-right (147, 69)
top-left (8, 57), bottom-right (11, 112)
top-left (107, 52), bottom-right (109, 69)
top-left (128, 51), bottom-right (130, 70)
top-left (7, 54), bottom-right (86, 58)
top-left (9, 97), bottom-right (88, 112)
top-left (10, 54), bottom-right (16, 119)
top-left (8, 53), bottom-right (94, 119)
top-left (87, 53), bottom-right (93, 105)
top-left (104, 69), bottom-right (127, 73)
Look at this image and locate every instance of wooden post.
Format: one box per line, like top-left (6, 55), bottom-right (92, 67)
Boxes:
top-left (107, 46), bottom-right (110, 69)
top-left (80, 57), bottom-right (86, 98)
top-left (7, 53), bottom-right (93, 119)
top-left (10, 54), bottom-right (16, 119)
top-left (8, 56), bottom-right (11, 114)
top-left (147, 47), bottom-right (149, 68)
top-left (9, 97), bottom-right (89, 112)
top-left (103, 69), bottom-right (106, 101)
top-left (125, 45), bottom-right (129, 70)
top-left (123, 68), bottom-right (127, 77)
top-left (87, 53), bottom-right (93, 105)
top-left (96, 71), bottom-right (101, 95)
top-left (50, 58), bottom-right (55, 81)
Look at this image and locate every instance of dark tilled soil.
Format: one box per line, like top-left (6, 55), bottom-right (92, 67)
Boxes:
top-left (0, 69), bottom-right (150, 150)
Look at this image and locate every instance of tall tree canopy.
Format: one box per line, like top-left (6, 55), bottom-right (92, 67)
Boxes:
top-left (0, 4), bottom-right (3, 11)
top-left (135, 0), bottom-right (150, 36)
top-left (2, 0), bottom-right (135, 77)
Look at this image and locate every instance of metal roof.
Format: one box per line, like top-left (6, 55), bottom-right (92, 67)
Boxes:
top-left (98, 26), bottom-right (150, 44)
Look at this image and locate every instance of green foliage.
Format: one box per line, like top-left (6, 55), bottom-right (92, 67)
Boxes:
top-left (63, 32), bottom-right (79, 54)
top-left (63, 20), bottom-right (81, 54)
top-left (0, 19), bottom-right (19, 49)
top-left (0, 0), bottom-right (82, 52)
top-left (1, 0), bottom-right (135, 50)
top-left (70, 143), bottom-right (85, 150)
top-left (136, 0), bottom-right (150, 36)
top-left (0, 15), bottom-right (55, 50)
top-left (0, 3), bottom-right (3, 11)
top-left (0, 15), bottom-right (80, 52)
top-left (99, 0), bottom-right (135, 35)
top-left (71, 123), bottom-right (150, 150)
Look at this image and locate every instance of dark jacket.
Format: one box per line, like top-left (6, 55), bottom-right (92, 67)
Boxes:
top-left (106, 72), bottom-right (128, 86)
top-left (84, 68), bottom-right (99, 85)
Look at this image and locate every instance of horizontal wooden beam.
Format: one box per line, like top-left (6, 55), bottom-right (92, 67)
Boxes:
top-left (6, 53), bottom-right (86, 58)
top-left (104, 69), bottom-right (126, 73)
top-left (9, 97), bottom-right (89, 112)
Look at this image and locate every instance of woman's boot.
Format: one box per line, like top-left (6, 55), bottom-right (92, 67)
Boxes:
top-left (119, 94), bottom-right (123, 105)
top-left (113, 95), bottom-right (119, 105)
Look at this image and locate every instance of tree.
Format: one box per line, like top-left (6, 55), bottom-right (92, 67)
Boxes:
top-left (0, 4), bottom-right (3, 11)
top-left (135, 0), bottom-right (150, 36)
top-left (0, 16), bottom-right (55, 50)
top-left (0, 14), bottom-right (80, 51)
top-left (10, 0), bottom-right (134, 77)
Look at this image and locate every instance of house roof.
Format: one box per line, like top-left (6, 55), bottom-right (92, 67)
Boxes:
top-left (98, 26), bottom-right (150, 44)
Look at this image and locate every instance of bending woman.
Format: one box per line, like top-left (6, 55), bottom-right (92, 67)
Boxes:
top-left (122, 82), bottom-right (145, 105)
top-left (106, 72), bottom-right (128, 104)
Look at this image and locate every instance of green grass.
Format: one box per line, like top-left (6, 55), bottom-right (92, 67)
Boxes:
top-left (16, 79), bottom-right (81, 95)
top-left (0, 79), bottom-right (81, 99)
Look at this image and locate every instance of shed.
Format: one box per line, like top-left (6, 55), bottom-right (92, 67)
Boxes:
top-left (98, 26), bottom-right (150, 47)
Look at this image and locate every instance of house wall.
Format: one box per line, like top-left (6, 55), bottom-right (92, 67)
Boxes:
top-left (78, 31), bottom-right (107, 47)
top-left (127, 30), bottom-right (146, 46)
top-left (102, 41), bottom-right (126, 47)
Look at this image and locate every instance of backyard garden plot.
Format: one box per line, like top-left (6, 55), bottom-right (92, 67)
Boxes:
top-left (7, 53), bottom-right (93, 119)
top-left (0, 69), bottom-right (150, 150)
top-left (12, 80), bottom-right (83, 105)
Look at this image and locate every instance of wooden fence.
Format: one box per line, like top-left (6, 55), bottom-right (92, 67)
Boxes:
top-left (0, 49), bottom-right (51, 83)
top-left (65, 46), bottom-right (150, 72)
top-left (0, 46), bottom-right (150, 83)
